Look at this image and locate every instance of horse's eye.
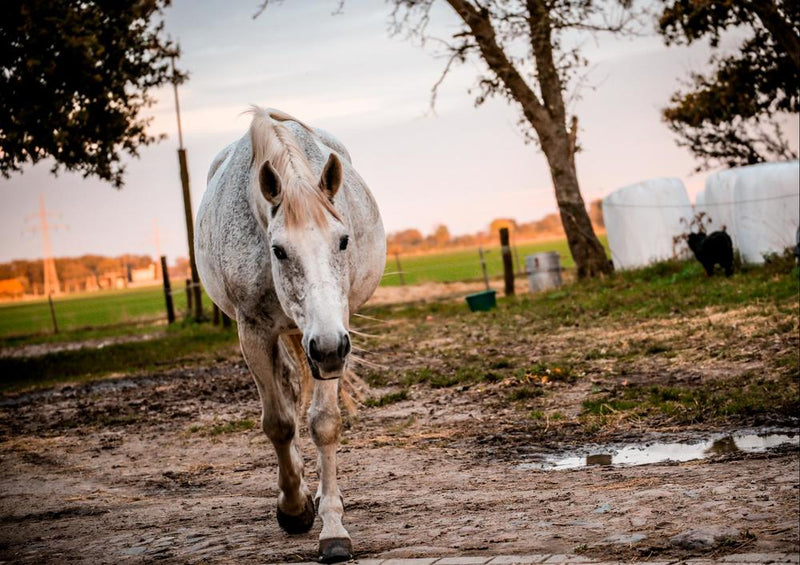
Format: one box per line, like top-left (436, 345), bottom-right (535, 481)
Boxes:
top-left (339, 235), bottom-right (349, 251)
top-left (272, 245), bottom-right (287, 261)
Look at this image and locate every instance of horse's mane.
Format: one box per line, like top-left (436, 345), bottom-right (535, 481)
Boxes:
top-left (248, 106), bottom-right (342, 228)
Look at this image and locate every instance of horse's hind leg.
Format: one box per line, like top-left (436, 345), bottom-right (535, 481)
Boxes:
top-left (309, 378), bottom-right (352, 563)
top-left (239, 322), bottom-right (315, 534)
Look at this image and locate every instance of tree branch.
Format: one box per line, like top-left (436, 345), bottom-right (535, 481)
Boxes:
top-left (526, 0), bottom-right (566, 124)
top-left (428, 39), bottom-right (473, 112)
top-left (443, 0), bottom-right (551, 130)
top-left (749, 0), bottom-right (800, 70)
top-left (253, 0), bottom-right (270, 19)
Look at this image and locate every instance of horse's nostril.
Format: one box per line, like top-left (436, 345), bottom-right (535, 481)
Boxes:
top-left (338, 333), bottom-right (351, 359)
top-left (309, 338), bottom-right (322, 362)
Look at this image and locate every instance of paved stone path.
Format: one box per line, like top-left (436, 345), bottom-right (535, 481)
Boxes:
top-left (276, 553), bottom-right (799, 565)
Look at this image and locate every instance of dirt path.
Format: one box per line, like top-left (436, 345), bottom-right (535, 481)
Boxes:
top-left (0, 353), bottom-right (797, 564)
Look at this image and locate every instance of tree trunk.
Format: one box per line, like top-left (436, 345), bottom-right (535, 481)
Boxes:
top-left (545, 143), bottom-right (612, 278)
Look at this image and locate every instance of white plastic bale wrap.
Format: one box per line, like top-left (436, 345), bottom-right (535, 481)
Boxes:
top-left (602, 178), bottom-right (693, 269)
top-left (697, 161), bottom-right (800, 264)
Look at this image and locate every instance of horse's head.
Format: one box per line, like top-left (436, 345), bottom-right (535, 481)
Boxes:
top-left (258, 153), bottom-right (351, 379)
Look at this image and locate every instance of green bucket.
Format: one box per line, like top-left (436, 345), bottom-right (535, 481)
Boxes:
top-left (465, 289), bottom-right (497, 312)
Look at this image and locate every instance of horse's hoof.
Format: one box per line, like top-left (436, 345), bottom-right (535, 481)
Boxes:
top-left (276, 493), bottom-right (315, 534)
top-left (318, 537), bottom-right (353, 563)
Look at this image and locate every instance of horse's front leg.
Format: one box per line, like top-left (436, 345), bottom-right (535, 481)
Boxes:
top-left (308, 378), bottom-right (352, 563)
top-left (239, 323), bottom-right (315, 534)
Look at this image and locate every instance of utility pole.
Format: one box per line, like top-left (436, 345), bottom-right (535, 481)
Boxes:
top-left (26, 194), bottom-right (64, 296)
top-left (150, 219), bottom-right (163, 280)
top-left (170, 55), bottom-right (203, 321)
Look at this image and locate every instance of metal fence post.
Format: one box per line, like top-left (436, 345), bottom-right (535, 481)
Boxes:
top-left (47, 293), bottom-right (59, 334)
top-left (478, 246), bottom-right (490, 291)
top-left (394, 252), bottom-right (406, 286)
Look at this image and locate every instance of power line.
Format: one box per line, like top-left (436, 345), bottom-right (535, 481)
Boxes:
top-left (25, 194), bottom-right (67, 296)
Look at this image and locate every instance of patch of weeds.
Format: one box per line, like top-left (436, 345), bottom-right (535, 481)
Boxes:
top-left (645, 342), bottom-right (672, 355)
top-left (581, 372), bottom-right (799, 429)
top-left (211, 420), bottom-right (256, 435)
top-left (364, 371), bottom-right (389, 387)
top-left (549, 411), bottom-right (565, 421)
top-left (584, 348), bottom-right (614, 360)
top-left (761, 249), bottom-right (797, 276)
top-left (507, 386), bottom-right (544, 402)
top-left (364, 389), bottom-right (408, 407)
top-left (528, 410), bottom-right (545, 420)
top-left (582, 398), bottom-right (639, 415)
top-left (430, 372), bottom-right (465, 388)
top-left (190, 419), bottom-right (257, 436)
top-left (0, 325), bottom-right (239, 392)
top-left (490, 358), bottom-right (513, 369)
top-left (400, 367), bottom-right (434, 387)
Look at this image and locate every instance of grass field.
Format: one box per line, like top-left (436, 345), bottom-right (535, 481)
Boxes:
top-left (0, 286), bottom-right (196, 340)
top-left (1, 255), bottom-right (796, 399)
top-left (381, 236), bottom-right (605, 286)
top-left (0, 236), bottom-right (600, 339)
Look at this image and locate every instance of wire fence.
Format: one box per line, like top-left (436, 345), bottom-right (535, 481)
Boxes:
top-left (0, 283), bottom-right (203, 339)
top-left (1, 238), bottom-right (578, 339)
top-left (601, 192), bottom-right (798, 208)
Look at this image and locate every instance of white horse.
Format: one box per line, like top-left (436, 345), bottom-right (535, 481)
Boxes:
top-left (195, 107), bottom-right (386, 562)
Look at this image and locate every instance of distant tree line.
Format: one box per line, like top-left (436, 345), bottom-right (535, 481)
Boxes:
top-left (387, 199), bottom-right (604, 254)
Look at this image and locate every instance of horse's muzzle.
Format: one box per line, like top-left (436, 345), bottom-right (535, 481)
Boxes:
top-left (306, 332), bottom-right (350, 380)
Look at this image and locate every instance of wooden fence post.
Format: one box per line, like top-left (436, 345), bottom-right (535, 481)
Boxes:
top-left (478, 246), bottom-right (490, 291)
top-left (394, 252), bottom-right (406, 286)
top-left (212, 303), bottom-right (220, 326)
top-left (500, 227), bottom-right (515, 296)
top-left (47, 293), bottom-right (59, 334)
top-left (185, 279), bottom-right (193, 318)
top-left (161, 255), bottom-right (176, 324)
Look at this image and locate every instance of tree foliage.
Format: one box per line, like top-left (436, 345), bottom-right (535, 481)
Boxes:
top-left (0, 0), bottom-right (184, 188)
top-left (659, 0), bottom-right (800, 170)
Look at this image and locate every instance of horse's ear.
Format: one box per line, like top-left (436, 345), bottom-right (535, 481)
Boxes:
top-left (258, 160), bottom-right (283, 207)
top-left (319, 153), bottom-right (343, 201)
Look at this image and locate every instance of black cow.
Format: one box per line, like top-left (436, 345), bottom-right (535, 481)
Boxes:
top-left (687, 231), bottom-right (734, 277)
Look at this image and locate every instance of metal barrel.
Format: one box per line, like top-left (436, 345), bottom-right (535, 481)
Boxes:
top-left (525, 251), bottom-right (563, 292)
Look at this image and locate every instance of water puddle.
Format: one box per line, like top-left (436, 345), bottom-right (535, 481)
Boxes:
top-left (517, 430), bottom-right (798, 470)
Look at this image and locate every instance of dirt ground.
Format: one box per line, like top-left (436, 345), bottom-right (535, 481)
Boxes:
top-left (0, 290), bottom-right (798, 564)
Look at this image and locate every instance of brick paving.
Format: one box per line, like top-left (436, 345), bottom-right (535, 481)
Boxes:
top-left (276, 553), bottom-right (800, 565)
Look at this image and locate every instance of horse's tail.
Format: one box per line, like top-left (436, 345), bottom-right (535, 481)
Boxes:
top-left (281, 332), bottom-right (366, 417)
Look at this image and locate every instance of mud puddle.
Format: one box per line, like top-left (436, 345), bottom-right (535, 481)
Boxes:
top-left (517, 429), bottom-right (799, 470)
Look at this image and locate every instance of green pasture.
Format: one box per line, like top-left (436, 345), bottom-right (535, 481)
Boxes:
top-left (0, 235), bottom-right (603, 339)
top-left (0, 285), bottom-right (198, 340)
top-left (1, 254), bottom-right (796, 401)
top-left (380, 236), bottom-right (608, 286)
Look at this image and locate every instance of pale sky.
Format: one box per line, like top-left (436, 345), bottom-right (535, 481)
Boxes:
top-left (1, 0), bottom-right (797, 263)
